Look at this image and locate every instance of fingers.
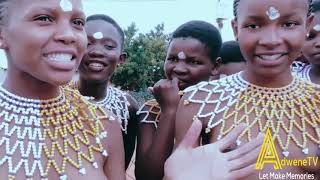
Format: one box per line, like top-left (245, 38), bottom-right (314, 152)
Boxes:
top-left (218, 124), bottom-right (246, 152)
top-left (228, 164), bottom-right (256, 179)
top-left (148, 87), bottom-right (154, 94)
top-left (228, 145), bottom-right (261, 171)
top-left (177, 119), bottom-right (202, 150)
top-left (226, 133), bottom-right (264, 161)
top-left (172, 77), bottom-right (179, 87)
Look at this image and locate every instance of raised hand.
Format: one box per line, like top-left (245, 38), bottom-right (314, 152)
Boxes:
top-left (164, 120), bottom-right (264, 180)
top-left (148, 77), bottom-right (180, 113)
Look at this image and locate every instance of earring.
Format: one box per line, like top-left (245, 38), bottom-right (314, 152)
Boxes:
top-left (306, 33), bottom-right (310, 38)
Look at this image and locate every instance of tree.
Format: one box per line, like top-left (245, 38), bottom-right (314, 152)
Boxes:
top-left (112, 23), bottom-right (169, 91)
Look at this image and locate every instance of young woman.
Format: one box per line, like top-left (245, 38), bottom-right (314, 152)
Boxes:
top-left (175, 0), bottom-right (320, 179)
top-left (73, 14), bottom-right (139, 169)
top-left (0, 1), bottom-right (125, 179)
top-left (293, 0), bottom-right (320, 84)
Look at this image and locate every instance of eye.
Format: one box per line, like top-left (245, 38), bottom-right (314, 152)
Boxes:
top-left (246, 24), bottom-right (260, 29)
top-left (190, 60), bottom-right (201, 65)
top-left (306, 32), bottom-right (316, 40)
top-left (34, 15), bottom-right (53, 22)
top-left (167, 57), bottom-right (178, 62)
top-left (282, 21), bottom-right (297, 28)
top-left (73, 18), bottom-right (85, 27)
top-left (104, 45), bottom-right (114, 50)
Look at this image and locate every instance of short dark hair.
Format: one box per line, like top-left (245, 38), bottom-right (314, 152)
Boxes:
top-left (171, 20), bottom-right (222, 63)
top-left (312, 0), bottom-right (320, 13)
top-left (86, 14), bottom-right (124, 49)
top-left (233, 0), bottom-right (312, 19)
top-left (220, 41), bottom-right (245, 64)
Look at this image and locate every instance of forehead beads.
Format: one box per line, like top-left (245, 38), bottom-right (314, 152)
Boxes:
top-left (178, 51), bottom-right (187, 60)
top-left (266, 6), bottom-right (280, 20)
top-left (93, 32), bottom-right (104, 40)
top-left (314, 24), bottom-right (320, 32)
top-left (60, 0), bottom-right (73, 12)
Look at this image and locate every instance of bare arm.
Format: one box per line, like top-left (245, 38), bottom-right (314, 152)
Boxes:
top-left (174, 93), bottom-right (201, 149)
top-left (103, 118), bottom-right (126, 180)
top-left (135, 78), bottom-right (180, 180)
top-left (135, 105), bottom-right (176, 180)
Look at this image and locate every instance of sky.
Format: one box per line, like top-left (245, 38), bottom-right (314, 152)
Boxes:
top-left (0, 0), bottom-right (235, 69)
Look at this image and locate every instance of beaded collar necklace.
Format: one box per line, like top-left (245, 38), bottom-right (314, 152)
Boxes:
top-left (69, 81), bottom-right (129, 133)
top-left (185, 72), bottom-right (320, 157)
top-left (0, 86), bottom-right (109, 180)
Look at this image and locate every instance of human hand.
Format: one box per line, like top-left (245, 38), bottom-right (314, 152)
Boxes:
top-left (148, 77), bottom-right (180, 112)
top-left (164, 120), bottom-right (264, 180)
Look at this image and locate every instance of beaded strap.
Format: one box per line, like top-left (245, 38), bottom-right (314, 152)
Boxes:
top-left (291, 62), bottom-right (311, 82)
top-left (136, 99), bottom-right (161, 128)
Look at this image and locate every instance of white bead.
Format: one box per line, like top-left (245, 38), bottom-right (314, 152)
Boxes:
top-left (79, 168), bottom-right (86, 175)
top-left (302, 148), bottom-right (309, 155)
top-left (282, 151), bottom-right (289, 157)
top-left (93, 162), bottom-right (99, 169)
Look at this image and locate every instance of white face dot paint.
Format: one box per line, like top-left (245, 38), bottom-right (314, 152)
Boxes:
top-left (93, 32), bottom-right (104, 40)
top-left (178, 51), bottom-right (186, 60)
top-left (266, 7), bottom-right (280, 20)
top-left (313, 24), bottom-right (320, 32)
top-left (60, 0), bottom-right (73, 12)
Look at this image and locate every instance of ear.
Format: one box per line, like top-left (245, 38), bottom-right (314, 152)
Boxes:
top-left (306, 14), bottom-right (314, 33)
top-left (118, 52), bottom-right (127, 65)
top-left (210, 57), bottom-right (221, 80)
top-left (231, 19), bottom-right (239, 41)
top-left (0, 26), bottom-right (8, 49)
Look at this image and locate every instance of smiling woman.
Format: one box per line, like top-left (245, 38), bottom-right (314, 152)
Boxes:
top-left (0, 0), bottom-right (125, 180)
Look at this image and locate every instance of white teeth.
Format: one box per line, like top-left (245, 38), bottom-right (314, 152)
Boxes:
top-left (47, 53), bottom-right (73, 62)
top-left (89, 62), bottom-right (104, 68)
top-left (259, 54), bottom-right (282, 61)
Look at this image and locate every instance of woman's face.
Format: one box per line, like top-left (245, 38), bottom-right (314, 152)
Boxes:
top-left (1, 0), bottom-right (87, 85)
top-left (79, 20), bottom-right (124, 83)
top-left (302, 12), bottom-right (320, 67)
top-left (164, 37), bottom-right (215, 90)
top-left (233, 0), bottom-right (309, 78)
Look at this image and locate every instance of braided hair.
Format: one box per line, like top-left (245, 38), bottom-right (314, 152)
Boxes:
top-left (233, 0), bottom-right (313, 19)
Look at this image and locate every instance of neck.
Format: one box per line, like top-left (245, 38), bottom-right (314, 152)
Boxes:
top-left (3, 69), bottom-right (60, 99)
top-left (79, 78), bottom-right (108, 101)
top-left (242, 69), bottom-right (293, 88)
top-left (309, 64), bottom-right (320, 84)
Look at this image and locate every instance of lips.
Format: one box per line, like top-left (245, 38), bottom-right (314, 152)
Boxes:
top-left (85, 59), bottom-right (107, 72)
top-left (88, 62), bottom-right (105, 71)
top-left (257, 54), bottom-right (284, 61)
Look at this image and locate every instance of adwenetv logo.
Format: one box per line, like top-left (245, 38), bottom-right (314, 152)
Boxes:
top-left (256, 128), bottom-right (282, 170)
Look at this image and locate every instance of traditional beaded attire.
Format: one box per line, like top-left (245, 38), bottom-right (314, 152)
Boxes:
top-left (0, 87), bottom-right (111, 180)
top-left (183, 72), bottom-right (320, 157)
top-left (68, 81), bottom-right (130, 133)
top-left (291, 61), bottom-right (311, 81)
top-left (136, 99), bottom-right (161, 128)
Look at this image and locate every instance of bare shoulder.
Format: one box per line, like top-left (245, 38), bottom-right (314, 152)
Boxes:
top-left (124, 92), bottom-right (140, 113)
top-left (175, 76), bottom-right (242, 145)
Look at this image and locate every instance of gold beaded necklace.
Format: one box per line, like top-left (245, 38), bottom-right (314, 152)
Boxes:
top-left (185, 72), bottom-right (320, 157)
top-left (0, 87), bottom-right (110, 180)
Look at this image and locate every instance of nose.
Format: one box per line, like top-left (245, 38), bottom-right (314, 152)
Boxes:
top-left (173, 61), bottom-right (188, 75)
top-left (88, 47), bottom-right (105, 58)
top-left (314, 36), bottom-right (320, 48)
top-left (258, 27), bottom-right (282, 49)
top-left (54, 20), bottom-right (76, 44)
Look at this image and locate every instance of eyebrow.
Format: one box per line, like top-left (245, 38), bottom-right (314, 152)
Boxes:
top-left (244, 12), bottom-right (301, 21)
top-left (28, 6), bottom-right (85, 17)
